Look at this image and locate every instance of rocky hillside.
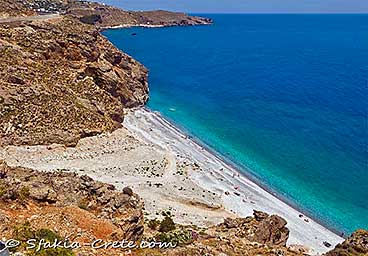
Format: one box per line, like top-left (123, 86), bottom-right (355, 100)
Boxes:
top-left (66, 1), bottom-right (213, 28)
top-left (0, 0), bottom-right (211, 147)
top-left (0, 0), bottom-right (35, 17)
top-left (0, 0), bottom-right (212, 28)
top-left (0, 14), bottom-right (148, 146)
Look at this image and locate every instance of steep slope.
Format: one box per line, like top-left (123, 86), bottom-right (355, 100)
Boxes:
top-left (0, 15), bottom-right (148, 146)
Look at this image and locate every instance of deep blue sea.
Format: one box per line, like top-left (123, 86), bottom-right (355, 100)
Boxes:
top-left (103, 14), bottom-right (368, 234)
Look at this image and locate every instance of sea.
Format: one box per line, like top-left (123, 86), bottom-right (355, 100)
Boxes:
top-left (102, 14), bottom-right (368, 235)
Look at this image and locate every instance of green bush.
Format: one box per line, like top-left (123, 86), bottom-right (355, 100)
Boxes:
top-left (156, 229), bottom-right (193, 246)
top-left (159, 216), bottom-right (176, 233)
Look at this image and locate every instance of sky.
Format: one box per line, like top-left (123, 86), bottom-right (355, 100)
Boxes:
top-left (98, 0), bottom-right (368, 14)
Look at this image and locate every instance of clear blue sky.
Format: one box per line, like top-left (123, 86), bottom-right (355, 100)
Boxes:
top-left (98, 0), bottom-right (368, 13)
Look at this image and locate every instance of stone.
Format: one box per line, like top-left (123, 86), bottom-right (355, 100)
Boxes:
top-left (253, 210), bottom-right (269, 221)
top-left (252, 214), bottom-right (289, 247)
top-left (123, 187), bottom-right (134, 197)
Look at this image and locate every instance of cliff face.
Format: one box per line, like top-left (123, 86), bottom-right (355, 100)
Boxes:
top-left (0, 15), bottom-right (148, 146)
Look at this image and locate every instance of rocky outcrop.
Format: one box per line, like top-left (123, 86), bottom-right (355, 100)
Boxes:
top-left (325, 230), bottom-right (368, 256)
top-left (220, 210), bottom-right (290, 247)
top-left (140, 210), bottom-right (298, 256)
top-left (0, 15), bottom-right (148, 146)
top-left (0, 161), bottom-right (145, 245)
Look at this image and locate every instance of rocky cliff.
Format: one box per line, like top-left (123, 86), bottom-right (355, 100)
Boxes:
top-left (0, 14), bottom-right (148, 146)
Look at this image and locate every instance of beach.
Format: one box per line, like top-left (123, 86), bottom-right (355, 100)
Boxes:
top-left (0, 107), bottom-right (343, 254)
top-left (124, 108), bottom-right (345, 254)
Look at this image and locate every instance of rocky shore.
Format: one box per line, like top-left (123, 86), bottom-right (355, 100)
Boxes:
top-left (0, 1), bottom-right (366, 255)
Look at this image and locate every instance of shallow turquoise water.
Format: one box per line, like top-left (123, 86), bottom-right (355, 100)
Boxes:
top-left (103, 14), bottom-right (368, 234)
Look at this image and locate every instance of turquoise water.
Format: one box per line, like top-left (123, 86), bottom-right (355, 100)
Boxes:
top-left (103, 14), bottom-right (368, 234)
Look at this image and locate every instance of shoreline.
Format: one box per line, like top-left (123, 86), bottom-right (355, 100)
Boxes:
top-left (123, 107), bottom-right (344, 255)
top-left (100, 22), bottom-right (212, 31)
top-left (101, 24), bottom-right (167, 30)
top-left (144, 107), bottom-right (344, 238)
top-left (0, 106), bottom-right (345, 254)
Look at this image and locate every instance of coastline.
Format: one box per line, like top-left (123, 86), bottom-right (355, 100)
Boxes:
top-left (123, 107), bottom-right (344, 255)
top-left (100, 22), bottom-right (212, 31)
top-left (0, 106), bottom-right (344, 254)
top-left (101, 24), bottom-right (167, 30)
top-left (142, 107), bottom-right (344, 237)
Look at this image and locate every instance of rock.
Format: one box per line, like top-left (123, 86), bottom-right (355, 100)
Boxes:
top-left (0, 163), bottom-right (145, 245)
top-left (7, 75), bottom-right (25, 85)
top-left (252, 215), bottom-right (289, 247)
top-left (223, 218), bottom-right (238, 229)
top-left (80, 14), bottom-right (102, 25)
top-left (0, 210), bottom-right (9, 223)
top-left (123, 187), bottom-right (134, 196)
top-left (29, 185), bottom-right (57, 203)
top-left (253, 210), bottom-right (269, 221)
